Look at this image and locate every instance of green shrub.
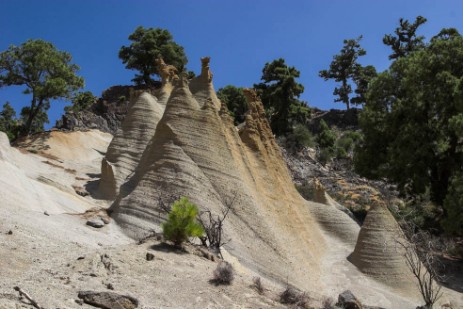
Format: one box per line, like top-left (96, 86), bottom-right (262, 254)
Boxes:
top-left (316, 120), bottom-right (337, 164)
top-left (335, 130), bottom-right (363, 159)
top-left (442, 172), bottom-right (463, 236)
top-left (318, 147), bottom-right (335, 165)
top-left (162, 197), bottom-right (204, 246)
top-left (64, 91), bottom-right (97, 113)
top-left (0, 102), bottom-right (19, 141)
top-left (316, 120), bottom-right (336, 149)
top-left (287, 124), bottom-right (315, 148)
top-left (217, 85), bottom-right (247, 124)
top-left (335, 146), bottom-right (349, 159)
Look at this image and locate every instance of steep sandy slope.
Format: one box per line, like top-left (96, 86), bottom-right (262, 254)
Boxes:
top-left (1, 131), bottom-right (111, 214)
top-left (16, 129), bottom-right (111, 164)
top-left (99, 89), bottom-right (168, 199)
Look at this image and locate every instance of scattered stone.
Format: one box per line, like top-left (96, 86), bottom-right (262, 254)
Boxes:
top-left (86, 218), bottom-right (105, 228)
top-left (106, 283), bottom-right (114, 290)
top-left (77, 256), bottom-right (85, 260)
top-left (78, 291), bottom-right (139, 309)
top-left (7, 230), bottom-right (12, 235)
top-left (100, 254), bottom-right (113, 272)
top-left (43, 211), bottom-right (49, 216)
top-left (146, 253), bottom-right (155, 261)
top-left (74, 298), bottom-right (83, 305)
top-left (337, 290), bottom-right (362, 309)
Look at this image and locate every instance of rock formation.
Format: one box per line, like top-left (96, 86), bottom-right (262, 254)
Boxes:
top-left (155, 57), bottom-right (179, 83)
top-left (98, 88), bottom-right (168, 199)
top-left (105, 57), bottom-right (406, 294)
top-left (349, 203), bottom-right (414, 291)
top-left (188, 56), bottom-right (221, 109)
top-left (109, 65), bottom-right (334, 289)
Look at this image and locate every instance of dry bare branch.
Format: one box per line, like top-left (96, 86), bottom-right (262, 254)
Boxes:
top-left (197, 192), bottom-right (238, 258)
top-left (395, 216), bottom-right (444, 308)
top-left (14, 286), bottom-right (45, 309)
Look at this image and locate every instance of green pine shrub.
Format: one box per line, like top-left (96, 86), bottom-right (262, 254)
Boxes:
top-left (162, 197), bottom-right (204, 246)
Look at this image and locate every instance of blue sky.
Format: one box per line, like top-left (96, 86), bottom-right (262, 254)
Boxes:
top-left (1, 0), bottom-right (462, 129)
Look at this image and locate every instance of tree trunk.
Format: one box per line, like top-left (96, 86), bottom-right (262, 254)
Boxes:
top-left (22, 97), bottom-right (43, 137)
top-left (343, 79), bottom-right (350, 110)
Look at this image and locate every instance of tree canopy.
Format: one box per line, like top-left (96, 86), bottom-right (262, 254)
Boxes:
top-left (64, 91), bottom-right (97, 113)
top-left (319, 36), bottom-right (372, 109)
top-left (119, 26), bottom-right (188, 86)
top-left (254, 58), bottom-right (309, 135)
top-left (0, 102), bottom-right (18, 141)
top-left (217, 85), bottom-right (247, 125)
top-left (383, 16), bottom-right (427, 60)
top-left (0, 39), bottom-right (84, 136)
top-left (354, 27), bottom-right (463, 235)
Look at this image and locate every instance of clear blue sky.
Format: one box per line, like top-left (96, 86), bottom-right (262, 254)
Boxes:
top-left (1, 0), bottom-right (462, 129)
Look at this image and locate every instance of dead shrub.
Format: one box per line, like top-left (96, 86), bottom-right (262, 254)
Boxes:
top-left (279, 287), bottom-right (310, 308)
top-left (252, 276), bottom-right (264, 294)
top-left (211, 261), bottom-right (234, 285)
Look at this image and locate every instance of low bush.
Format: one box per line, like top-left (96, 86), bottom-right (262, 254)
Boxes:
top-left (317, 147), bottom-right (335, 165)
top-left (161, 197), bottom-right (204, 246)
top-left (286, 124), bottom-right (316, 149)
top-left (211, 261), bottom-right (234, 285)
top-left (279, 287), bottom-right (310, 308)
top-left (335, 130), bottom-right (363, 160)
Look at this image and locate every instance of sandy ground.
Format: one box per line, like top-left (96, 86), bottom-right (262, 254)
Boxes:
top-left (0, 130), bottom-right (462, 309)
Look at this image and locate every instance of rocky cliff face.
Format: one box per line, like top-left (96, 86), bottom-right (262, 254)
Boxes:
top-left (55, 84), bottom-right (161, 134)
top-left (98, 89), bottom-right (168, 199)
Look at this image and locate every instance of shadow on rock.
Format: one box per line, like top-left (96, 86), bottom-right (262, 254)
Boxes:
top-left (150, 242), bottom-right (188, 255)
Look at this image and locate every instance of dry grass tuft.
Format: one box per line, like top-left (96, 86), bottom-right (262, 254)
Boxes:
top-left (279, 287), bottom-right (310, 308)
top-left (252, 276), bottom-right (264, 294)
top-left (210, 261), bottom-right (234, 285)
